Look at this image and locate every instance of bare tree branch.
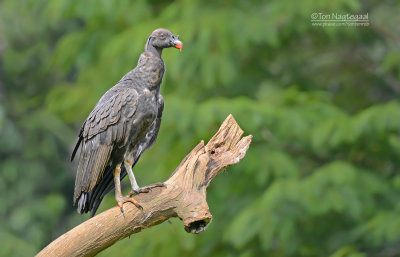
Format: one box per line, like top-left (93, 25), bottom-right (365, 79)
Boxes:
top-left (36, 114), bottom-right (252, 257)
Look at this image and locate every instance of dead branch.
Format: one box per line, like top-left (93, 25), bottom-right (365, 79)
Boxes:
top-left (36, 114), bottom-right (252, 257)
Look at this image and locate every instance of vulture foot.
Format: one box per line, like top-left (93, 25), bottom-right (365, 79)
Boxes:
top-left (129, 182), bottom-right (166, 196)
top-left (117, 196), bottom-right (143, 213)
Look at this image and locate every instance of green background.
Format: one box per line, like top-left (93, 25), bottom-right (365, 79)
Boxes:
top-left (1, 0), bottom-right (400, 256)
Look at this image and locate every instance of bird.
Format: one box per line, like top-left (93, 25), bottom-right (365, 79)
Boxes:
top-left (71, 28), bottom-right (183, 217)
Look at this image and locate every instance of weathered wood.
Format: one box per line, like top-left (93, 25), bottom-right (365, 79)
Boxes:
top-left (36, 114), bottom-right (252, 257)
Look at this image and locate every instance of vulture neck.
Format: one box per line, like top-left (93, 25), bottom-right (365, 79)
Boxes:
top-left (131, 48), bottom-right (165, 92)
top-left (146, 44), bottom-right (163, 58)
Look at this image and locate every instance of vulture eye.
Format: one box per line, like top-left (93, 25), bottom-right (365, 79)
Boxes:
top-left (160, 33), bottom-right (166, 39)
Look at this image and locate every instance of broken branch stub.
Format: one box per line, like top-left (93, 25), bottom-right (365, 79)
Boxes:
top-left (167, 114), bottom-right (252, 233)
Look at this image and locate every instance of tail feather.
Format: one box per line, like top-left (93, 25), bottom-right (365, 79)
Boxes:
top-left (76, 154), bottom-right (142, 217)
top-left (77, 192), bottom-right (88, 214)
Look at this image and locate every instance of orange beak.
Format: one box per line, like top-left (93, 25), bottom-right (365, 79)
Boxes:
top-left (173, 40), bottom-right (183, 51)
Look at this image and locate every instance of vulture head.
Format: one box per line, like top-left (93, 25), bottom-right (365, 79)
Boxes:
top-left (145, 28), bottom-right (183, 54)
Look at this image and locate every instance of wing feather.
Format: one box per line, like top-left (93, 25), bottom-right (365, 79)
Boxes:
top-left (77, 93), bottom-right (163, 216)
top-left (73, 86), bottom-right (138, 204)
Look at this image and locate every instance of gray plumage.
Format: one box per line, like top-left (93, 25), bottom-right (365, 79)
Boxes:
top-left (71, 28), bottom-right (182, 216)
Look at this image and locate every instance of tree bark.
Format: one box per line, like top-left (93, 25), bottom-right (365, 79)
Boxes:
top-left (36, 114), bottom-right (252, 257)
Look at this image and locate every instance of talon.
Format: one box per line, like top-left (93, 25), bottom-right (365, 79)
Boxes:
top-left (117, 201), bottom-right (125, 213)
top-left (116, 196), bottom-right (143, 212)
top-left (152, 182), bottom-right (166, 188)
top-left (116, 212), bottom-right (125, 218)
top-left (127, 197), bottom-right (143, 210)
top-left (141, 186), bottom-right (152, 193)
top-left (129, 189), bottom-right (140, 196)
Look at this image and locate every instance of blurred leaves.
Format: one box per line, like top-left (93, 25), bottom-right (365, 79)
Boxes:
top-left (1, 0), bottom-right (400, 256)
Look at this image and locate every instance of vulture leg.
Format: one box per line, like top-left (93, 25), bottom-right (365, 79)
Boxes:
top-left (124, 159), bottom-right (140, 192)
top-left (124, 159), bottom-right (166, 196)
top-left (113, 164), bottom-right (142, 213)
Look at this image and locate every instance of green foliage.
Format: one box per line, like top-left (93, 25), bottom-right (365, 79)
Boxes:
top-left (1, 0), bottom-right (400, 256)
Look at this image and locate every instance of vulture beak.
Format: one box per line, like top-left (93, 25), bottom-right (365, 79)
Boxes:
top-left (173, 39), bottom-right (183, 51)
